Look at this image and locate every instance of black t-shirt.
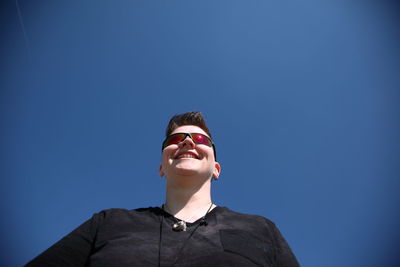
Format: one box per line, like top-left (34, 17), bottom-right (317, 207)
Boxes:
top-left (25, 206), bottom-right (300, 267)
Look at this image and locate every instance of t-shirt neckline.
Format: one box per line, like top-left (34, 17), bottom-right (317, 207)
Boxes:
top-left (158, 205), bottom-right (222, 226)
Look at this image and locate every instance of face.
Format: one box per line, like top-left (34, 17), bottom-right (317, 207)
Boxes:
top-left (159, 125), bottom-right (221, 180)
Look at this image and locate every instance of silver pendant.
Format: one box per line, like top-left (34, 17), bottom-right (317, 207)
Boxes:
top-left (173, 220), bottom-right (187, 231)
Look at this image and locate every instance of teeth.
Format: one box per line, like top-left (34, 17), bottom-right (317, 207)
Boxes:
top-left (177, 153), bottom-right (197, 159)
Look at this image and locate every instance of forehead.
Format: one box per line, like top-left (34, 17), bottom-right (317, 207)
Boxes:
top-left (171, 125), bottom-right (209, 137)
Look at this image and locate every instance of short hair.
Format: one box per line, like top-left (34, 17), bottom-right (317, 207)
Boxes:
top-left (165, 111), bottom-right (213, 139)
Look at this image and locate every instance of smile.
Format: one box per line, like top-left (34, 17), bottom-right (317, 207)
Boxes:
top-left (175, 153), bottom-right (199, 159)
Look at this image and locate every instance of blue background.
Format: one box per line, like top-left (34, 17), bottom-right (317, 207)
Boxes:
top-left (1, 1), bottom-right (400, 266)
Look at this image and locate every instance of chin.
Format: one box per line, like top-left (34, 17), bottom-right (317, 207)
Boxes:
top-left (174, 169), bottom-right (199, 176)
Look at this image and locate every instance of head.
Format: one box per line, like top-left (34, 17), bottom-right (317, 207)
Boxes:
top-left (159, 112), bottom-right (221, 181)
top-left (164, 111), bottom-right (217, 160)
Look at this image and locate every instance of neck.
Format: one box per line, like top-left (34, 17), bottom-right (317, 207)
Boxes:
top-left (164, 177), bottom-right (213, 222)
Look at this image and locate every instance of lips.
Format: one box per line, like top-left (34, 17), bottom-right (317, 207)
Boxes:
top-left (174, 151), bottom-right (200, 159)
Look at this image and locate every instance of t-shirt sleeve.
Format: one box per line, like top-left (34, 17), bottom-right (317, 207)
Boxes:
top-left (270, 221), bottom-right (301, 267)
top-left (24, 212), bottom-right (103, 267)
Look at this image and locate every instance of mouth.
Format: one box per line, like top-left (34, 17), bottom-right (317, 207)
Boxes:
top-left (174, 152), bottom-right (200, 159)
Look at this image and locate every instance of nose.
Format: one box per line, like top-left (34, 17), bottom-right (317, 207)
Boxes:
top-left (179, 135), bottom-right (196, 149)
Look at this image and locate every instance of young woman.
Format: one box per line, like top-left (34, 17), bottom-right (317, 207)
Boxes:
top-left (26, 111), bottom-right (300, 267)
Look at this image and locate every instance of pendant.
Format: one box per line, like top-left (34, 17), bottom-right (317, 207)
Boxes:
top-left (173, 220), bottom-right (187, 232)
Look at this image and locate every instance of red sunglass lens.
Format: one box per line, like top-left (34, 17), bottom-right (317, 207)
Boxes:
top-left (192, 134), bottom-right (211, 146)
top-left (165, 133), bottom-right (186, 146)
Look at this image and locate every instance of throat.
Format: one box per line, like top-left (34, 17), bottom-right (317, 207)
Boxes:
top-left (162, 203), bottom-right (215, 227)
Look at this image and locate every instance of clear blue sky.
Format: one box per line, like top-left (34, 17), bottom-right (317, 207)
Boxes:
top-left (1, 1), bottom-right (400, 266)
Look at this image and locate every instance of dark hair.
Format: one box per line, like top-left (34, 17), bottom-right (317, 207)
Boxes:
top-left (164, 111), bottom-right (217, 160)
top-left (165, 111), bottom-right (213, 139)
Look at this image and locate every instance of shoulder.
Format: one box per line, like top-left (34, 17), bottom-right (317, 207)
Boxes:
top-left (215, 207), bottom-right (279, 237)
top-left (216, 206), bottom-right (276, 226)
top-left (95, 207), bottom-right (159, 215)
top-left (216, 207), bottom-right (300, 266)
top-left (89, 207), bottom-right (162, 225)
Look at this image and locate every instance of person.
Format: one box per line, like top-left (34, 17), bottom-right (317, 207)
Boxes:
top-left (25, 111), bottom-right (300, 267)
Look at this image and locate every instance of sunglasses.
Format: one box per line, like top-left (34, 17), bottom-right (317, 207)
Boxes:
top-left (162, 132), bottom-right (217, 160)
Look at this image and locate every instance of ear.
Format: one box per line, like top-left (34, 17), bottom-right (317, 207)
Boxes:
top-left (212, 162), bottom-right (221, 180)
top-left (159, 164), bottom-right (165, 177)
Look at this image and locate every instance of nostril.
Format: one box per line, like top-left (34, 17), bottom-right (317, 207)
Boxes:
top-left (181, 137), bottom-right (195, 147)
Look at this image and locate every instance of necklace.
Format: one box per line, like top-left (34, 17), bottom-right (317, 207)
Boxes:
top-left (162, 203), bottom-right (213, 232)
top-left (158, 203), bottom-right (215, 267)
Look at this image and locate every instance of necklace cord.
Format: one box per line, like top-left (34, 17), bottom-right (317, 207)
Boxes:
top-left (158, 214), bottom-right (163, 267)
top-left (159, 203), bottom-right (214, 267)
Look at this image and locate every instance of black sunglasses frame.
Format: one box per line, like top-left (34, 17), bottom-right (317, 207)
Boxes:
top-left (161, 132), bottom-right (217, 160)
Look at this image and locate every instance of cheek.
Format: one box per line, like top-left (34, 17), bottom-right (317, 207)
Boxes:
top-left (197, 147), bottom-right (214, 159)
top-left (162, 147), bottom-right (176, 161)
